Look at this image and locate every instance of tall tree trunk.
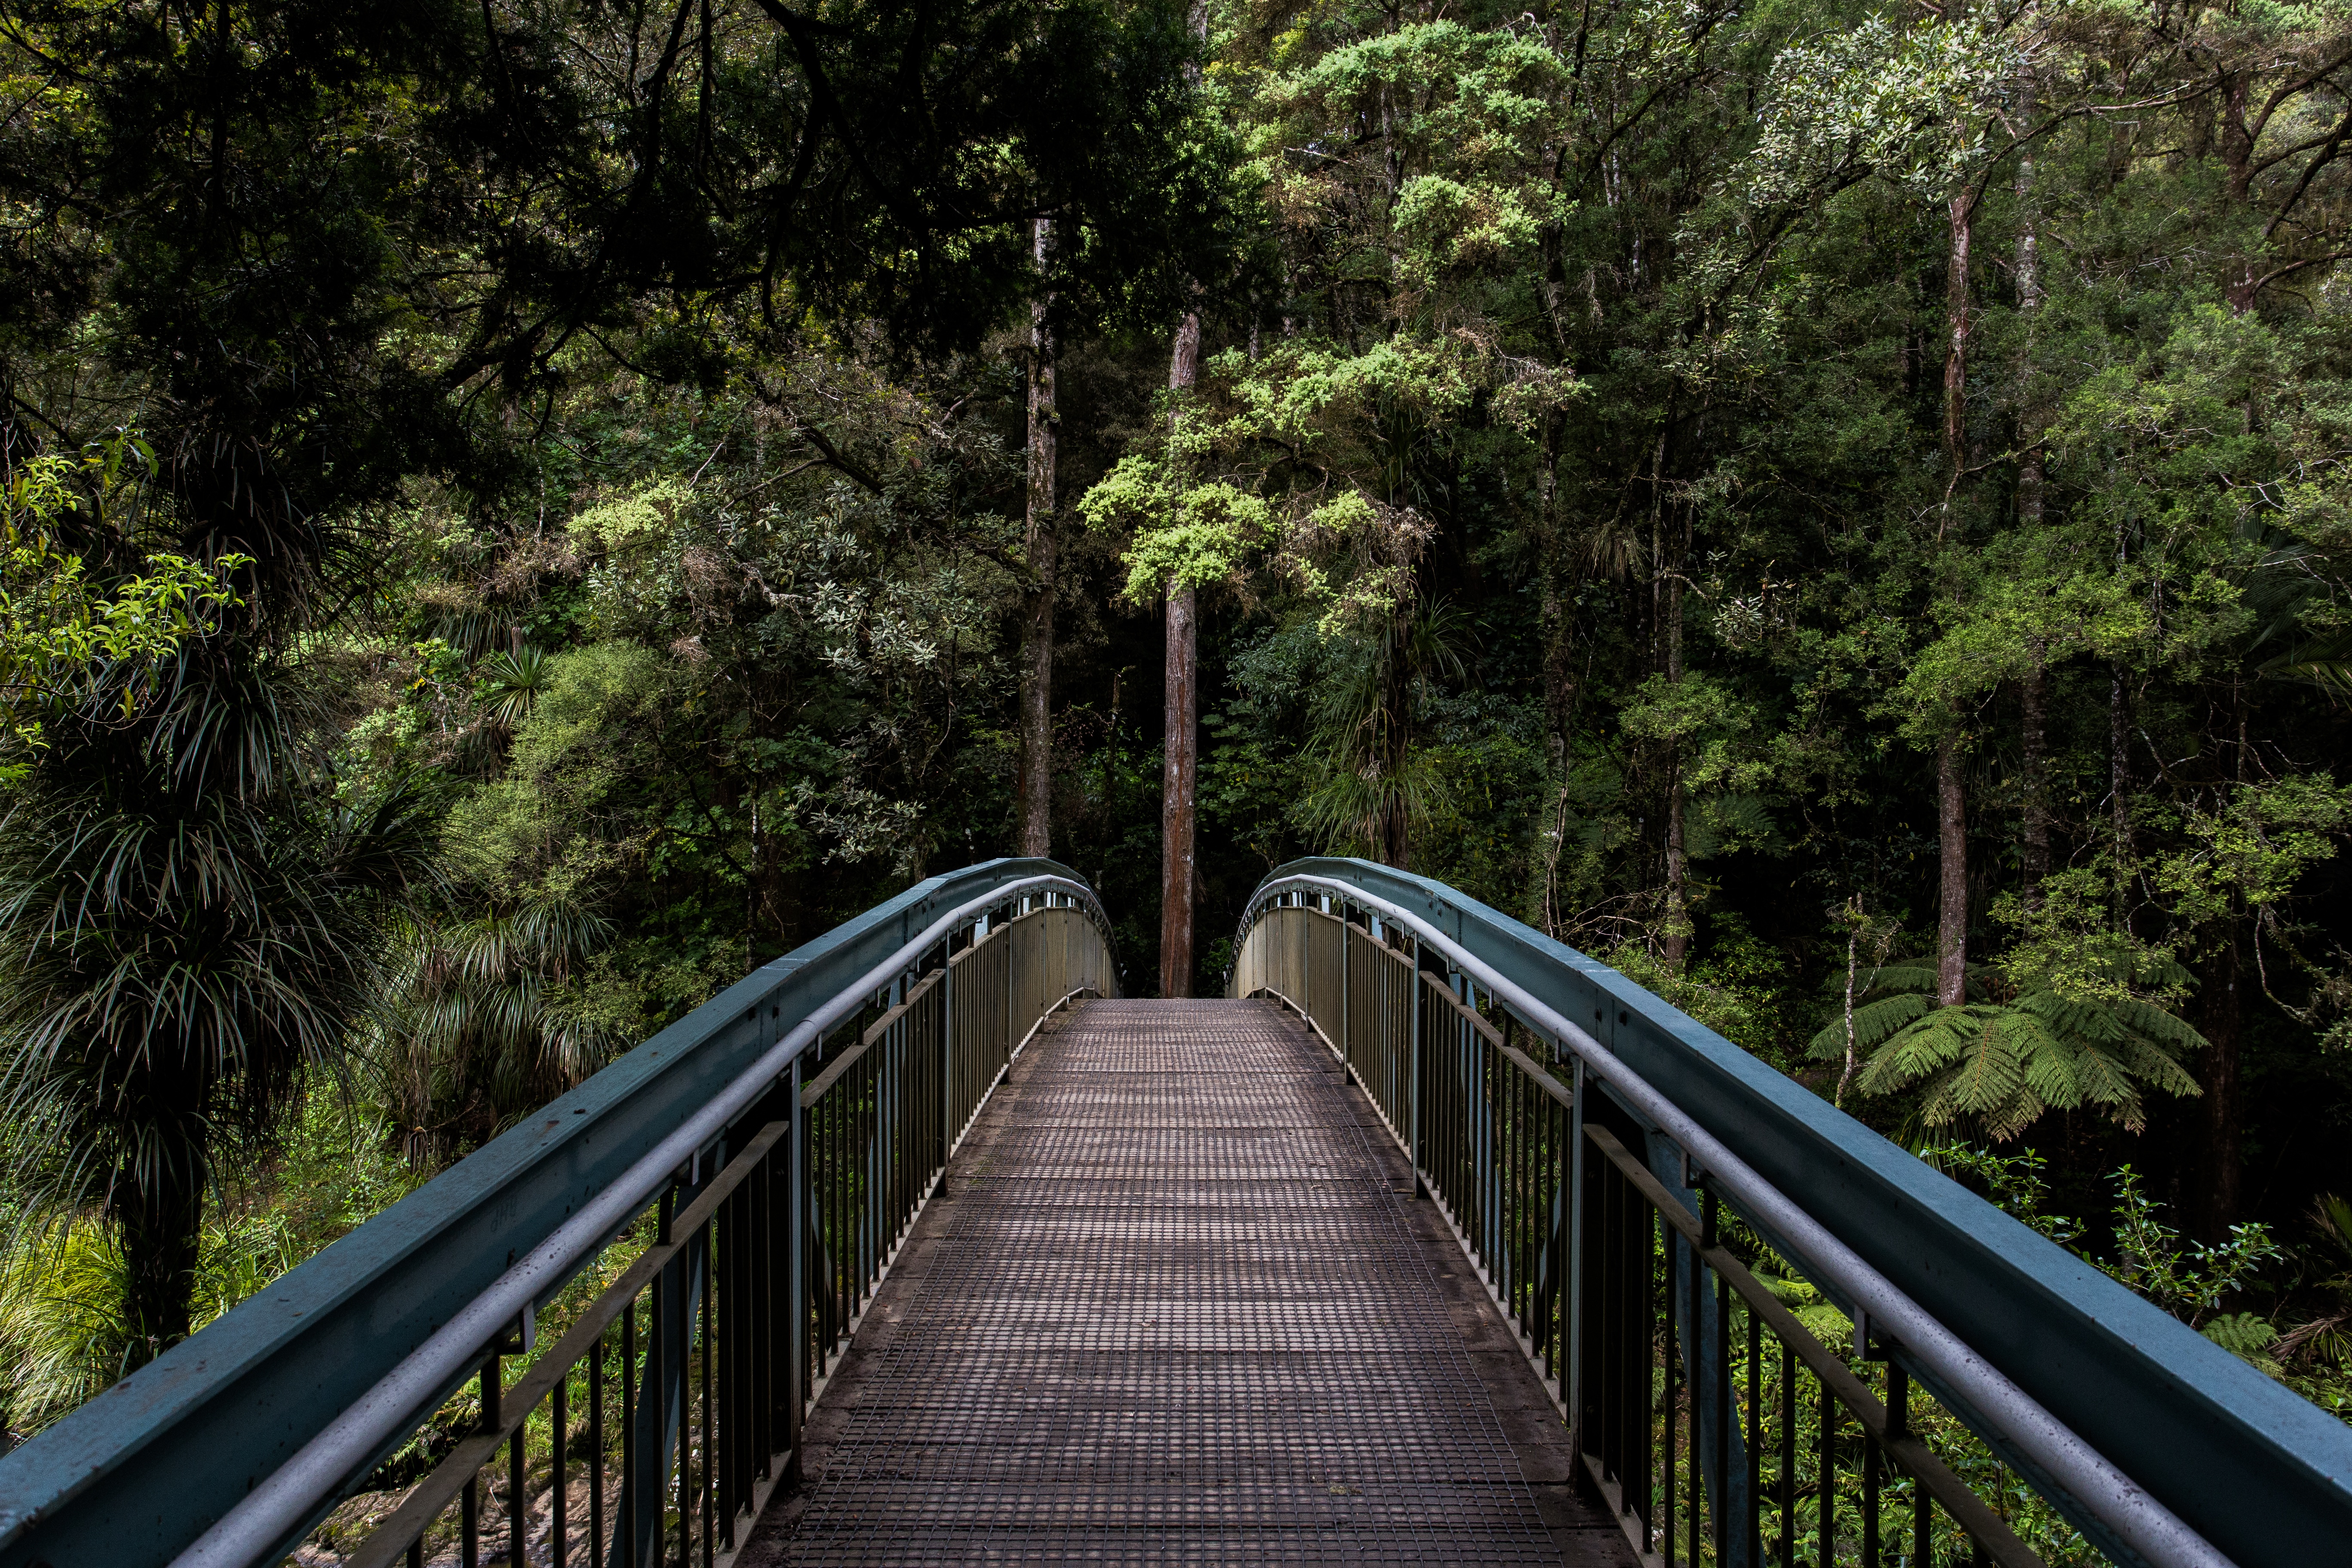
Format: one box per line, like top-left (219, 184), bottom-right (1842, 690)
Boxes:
top-left (1159, 306), bottom-right (1201, 996)
top-left (1939, 187), bottom-right (1976, 536)
top-left (1156, 0), bottom-right (1209, 997)
top-left (2021, 644), bottom-right (2049, 911)
top-left (2016, 81), bottom-right (2049, 915)
top-left (1662, 564), bottom-right (1689, 973)
top-left (1937, 735), bottom-right (1968, 1006)
top-left (1538, 412), bottom-right (1573, 764)
top-left (2014, 62), bottom-right (2045, 534)
top-left (1017, 218), bottom-right (1057, 858)
top-left (2110, 661), bottom-right (2132, 872)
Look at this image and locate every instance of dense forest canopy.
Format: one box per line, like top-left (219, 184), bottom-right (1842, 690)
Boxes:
top-left (2, 0), bottom-right (2349, 1458)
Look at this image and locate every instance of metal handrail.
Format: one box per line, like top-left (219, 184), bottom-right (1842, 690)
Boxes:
top-left (1231, 860), bottom-right (2352, 1568)
top-left (0, 858), bottom-right (1118, 1568)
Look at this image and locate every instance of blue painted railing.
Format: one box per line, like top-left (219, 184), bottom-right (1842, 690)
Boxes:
top-left (1231, 858), bottom-right (2352, 1568)
top-left (0, 858), bottom-right (1113, 1567)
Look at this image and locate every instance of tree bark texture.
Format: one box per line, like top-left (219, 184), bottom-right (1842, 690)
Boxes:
top-left (1017, 218), bottom-right (1057, 858)
top-left (1158, 305), bottom-right (1202, 996)
top-left (1661, 566), bottom-right (1689, 973)
top-left (2015, 65), bottom-right (2046, 533)
top-left (1538, 412), bottom-right (1573, 763)
top-left (1937, 733), bottom-right (1968, 1006)
top-left (119, 1171), bottom-right (204, 1364)
top-left (2111, 660), bottom-right (2132, 870)
top-left (1160, 586), bottom-right (1198, 995)
top-left (1941, 187), bottom-right (1976, 528)
top-left (2022, 643), bottom-right (2049, 911)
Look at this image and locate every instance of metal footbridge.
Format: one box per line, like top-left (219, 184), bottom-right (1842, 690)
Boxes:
top-left (1, 861), bottom-right (2346, 1567)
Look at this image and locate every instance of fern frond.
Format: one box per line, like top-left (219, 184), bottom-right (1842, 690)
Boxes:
top-left (1853, 1006), bottom-right (1975, 1095)
top-left (2115, 1034), bottom-right (2203, 1099)
top-left (1938, 1008), bottom-right (2028, 1119)
top-left (2070, 1040), bottom-right (2140, 1111)
top-left (1806, 993), bottom-right (1930, 1060)
top-left (2107, 998), bottom-right (2208, 1053)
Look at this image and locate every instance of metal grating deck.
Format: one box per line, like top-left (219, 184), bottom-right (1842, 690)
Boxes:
top-left (763, 999), bottom-right (1580, 1565)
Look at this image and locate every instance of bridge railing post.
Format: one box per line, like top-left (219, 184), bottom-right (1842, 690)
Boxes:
top-left (787, 1054), bottom-right (807, 1479)
top-left (1407, 936), bottom-right (1424, 1194)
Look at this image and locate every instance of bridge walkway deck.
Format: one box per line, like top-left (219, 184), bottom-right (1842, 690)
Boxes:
top-left (738, 998), bottom-right (1634, 1566)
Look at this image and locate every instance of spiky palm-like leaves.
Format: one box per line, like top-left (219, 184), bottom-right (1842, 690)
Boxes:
top-left (1807, 956), bottom-right (2205, 1140)
top-left (0, 670), bottom-right (439, 1358)
top-left (369, 896), bottom-right (619, 1161)
top-left (1301, 602), bottom-right (1471, 867)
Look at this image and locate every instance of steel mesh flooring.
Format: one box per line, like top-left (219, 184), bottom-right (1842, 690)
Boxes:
top-left (780, 1000), bottom-right (1563, 1564)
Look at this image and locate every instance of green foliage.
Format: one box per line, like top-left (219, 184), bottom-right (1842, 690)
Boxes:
top-left (0, 437), bottom-right (246, 781)
top-left (2109, 1166), bottom-right (2282, 1329)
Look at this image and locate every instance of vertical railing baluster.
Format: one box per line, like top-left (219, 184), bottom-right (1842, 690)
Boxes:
top-left (1819, 1366), bottom-right (1835, 1568)
top-left (1663, 1209), bottom-right (1678, 1568)
top-left (704, 1211), bottom-right (717, 1567)
top-left (787, 1049), bottom-right (806, 1481)
top-left (509, 1375), bottom-right (526, 1568)
top-left (554, 1359), bottom-right (569, 1566)
top-left (469, 1350), bottom-right (497, 1568)
top-left (1749, 1293), bottom-right (1763, 1568)
top-left (593, 1332), bottom-right (607, 1568)
top-left (622, 1300), bottom-right (637, 1568)
top-left (1688, 1231), bottom-right (1701, 1568)
top-left (1779, 1339), bottom-right (1795, 1568)
top-left (1863, 1376), bottom-right (1880, 1567)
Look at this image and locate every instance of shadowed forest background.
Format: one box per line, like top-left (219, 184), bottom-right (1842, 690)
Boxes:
top-left (1, 0), bottom-right (2349, 1458)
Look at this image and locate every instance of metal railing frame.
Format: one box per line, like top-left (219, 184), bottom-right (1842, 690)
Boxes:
top-left (0, 859), bottom-right (1117, 1568)
top-left (1228, 858), bottom-right (2352, 1568)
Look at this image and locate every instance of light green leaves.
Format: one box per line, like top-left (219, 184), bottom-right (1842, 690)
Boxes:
top-left (0, 435), bottom-right (248, 782)
top-left (2150, 774), bottom-right (2352, 928)
top-left (1737, 15), bottom-right (2022, 209)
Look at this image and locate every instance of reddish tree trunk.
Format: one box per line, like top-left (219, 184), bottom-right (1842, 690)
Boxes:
top-left (1159, 307), bottom-right (1201, 996)
top-left (1017, 218), bottom-right (1057, 858)
top-left (1160, 589), bottom-right (1198, 995)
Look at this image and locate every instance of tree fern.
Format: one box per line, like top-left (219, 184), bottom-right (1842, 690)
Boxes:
top-left (1810, 955), bottom-right (2205, 1141)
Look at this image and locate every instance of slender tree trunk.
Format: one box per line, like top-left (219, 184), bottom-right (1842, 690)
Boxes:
top-left (2015, 63), bottom-right (2046, 534)
top-left (2021, 645), bottom-right (2049, 912)
top-left (1938, 734), bottom-right (1968, 1006)
top-left (1933, 165), bottom-right (1978, 1002)
top-left (2016, 84), bottom-right (2050, 915)
top-left (1017, 218), bottom-right (1057, 858)
top-left (1155, 0), bottom-right (1210, 997)
top-left (2110, 661), bottom-right (2132, 870)
top-left (1160, 589), bottom-right (1198, 995)
top-left (1839, 896), bottom-right (1862, 1108)
top-left (118, 1170), bottom-right (204, 1365)
top-left (1538, 412), bottom-right (1573, 765)
top-left (1159, 306), bottom-right (1201, 996)
top-left (1939, 187), bottom-right (1976, 535)
top-left (1662, 564), bottom-right (1689, 973)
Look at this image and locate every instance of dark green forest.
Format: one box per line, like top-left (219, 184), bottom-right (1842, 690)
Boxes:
top-left (1, 0), bottom-right (2348, 1450)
